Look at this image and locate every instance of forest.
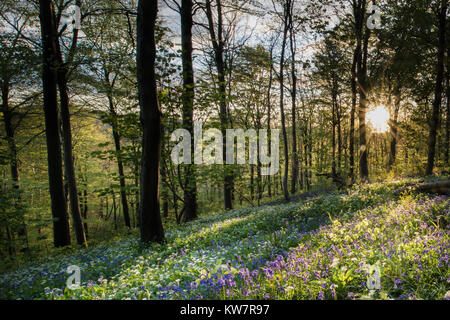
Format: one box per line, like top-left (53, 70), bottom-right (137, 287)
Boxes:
top-left (0, 0), bottom-right (449, 302)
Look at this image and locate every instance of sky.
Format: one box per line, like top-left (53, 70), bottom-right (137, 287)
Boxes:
top-left (157, 0), bottom-right (344, 66)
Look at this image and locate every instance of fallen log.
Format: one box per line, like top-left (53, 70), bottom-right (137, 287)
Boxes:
top-left (394, 180), bottom-right (450, 196)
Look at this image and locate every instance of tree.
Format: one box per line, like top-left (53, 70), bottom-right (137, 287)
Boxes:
top-left (0, 11), bottom-right (40, 248)
top-left (312, 36), bottom-right (346, 179)
top-left (180, 0), bottom-right (198, 222)
top-left (137, 0), bottom-right (165, 243)
top-left (83, 8), bottom-right (135, 229)
top-left (54, 0), bottom-right (87, 247)
top-left (349, 3), bottom-right (360, 182)
top-left (266, 40), bottom-right (275, 197)
top-left (388, 85), bottom-right (401, 171)
top-left (426, 0), bottom-right (447, 175)
top-left (288, 1), bottom-right (299, 194)
top-left (230, 44), bottom-right (272, 204)
top-left (446, 40), bottom-right (449, 167)
top-left (0, 26), bottom-right (35, 191)
top-left (276, 0), bottom-right (292, 201)
top-left (39, 0), bottom-right (70, 247)
top-left (203, 0), bottom-right (234, 210)
top-left (355, 0), bottom-right (370, 181)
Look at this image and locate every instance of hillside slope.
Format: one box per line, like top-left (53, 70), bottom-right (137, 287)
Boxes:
top-left (0, 180), bottom-right (449, 300)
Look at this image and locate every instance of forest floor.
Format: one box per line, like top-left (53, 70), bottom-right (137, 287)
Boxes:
top-left (0, 179), bottom-right (449, 300)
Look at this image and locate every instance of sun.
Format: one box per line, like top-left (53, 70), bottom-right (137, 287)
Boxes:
top-left (367, 105), bottom-right (390, 133)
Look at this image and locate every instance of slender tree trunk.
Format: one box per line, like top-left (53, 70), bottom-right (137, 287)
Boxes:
top-left (426, 0), bottom-right (447, 175)
top-left (308, 119), bottom-right (312, 188)
top-left (160, 162), bottom-right (169, 219)
top-left (289, 5), bottom-right (298, 195)
top-left (350, 42), bottom-right (359, 182)
top-left (78, 185), bottom-right (88, 239)
top-left (389, 86), bottom-right (401, 171)
top-left (181, 0), bottom-right (198, 222)
top-left (112, 191), bottom-right (117, 231)
top-left (56, 58), bottom-right (86, 247)
top-left (79, 164), bottom-right (88, 237)
top-left (100, 196), bottom-right (104, 219)
top-left (250, 164), bottom-right (255, 201)
top-left (257, 159), bottom-right (262, 204)
top-left (303, 123), bottom-right (309, 190)
top-left (337, 100), bottom-right (342, 172)
top-left (106, 90), bottom-right (131, 228)
top-left (134, 156), bottom-right (140, 228)
top-left (298, 97), bottom-right (305, 190)
top-left (267, 47), bottom-right (274, 197)
top-left (445, 46), bottom-right (449, 167)
top-left (137, 0), bottom-right (165, 243)
top-left (82, 188), bottom-right (88, 238)
top-left (299, 142), bottom-right (304, 191)
top-left (332, 110), bottom-right (336, 177)
top-left (205, 0), bottom-right (233, 210)
top-left (279, 0), bottom-right (291, 201)
top-left (331, 78), bottom-right (337, 177)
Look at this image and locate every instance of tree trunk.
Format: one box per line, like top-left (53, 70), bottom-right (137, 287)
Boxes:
top-left (303, 123), bottom-right (309, 190)
top-left (289, 5), bottom-right (298, 195)
top-left (394, 180), bottom-right (450, 196)
top-left (39, 0), bottom-right (71, 247)
top-left (134, 155), bottom-right (140, 228)
top-left (181, 0), bottom-right (198, 222)
top-left (350, 0), bottom-right (365, 183)
top-left (332, 80), bottom-right (337, 177)
top-left (250, 164), bottom-right (255, 201)
top-left (205, 0), bottom-right (233, 210)
top-left (54, 5), bottom-right (86, 246)
top-left (257, 159), bottom-right (262, 204)
top-left (279, 0), bottom-right (291, 201)
top-left (99, 196), bottom-right (104, 219)
top-left (82, 188), bottom-right (88, 239)
top-left (337, 101), bottom-right (342, 172)
top-left (267, 46), bottom-right (274, 197)
top-left (1, 84), bottom-right (19, 189)
top-left (56, 54), bottom-right (86, 247)
top-left (137, 0), bottom-right (165, 243)
top-left (388, 86), bottom-right (401, 171)
top-left (445, 45), bottom-right (449, 167)
top-left (106, 85), bottom-right (131, 228)
top-left (358, 2), bottom-right (370, 181)
top-left (426, 0), bottom-right (447, 175)
top-left (350, 45), bottom-right (358, 183)
top-left (112, 191), bottom-right (117, 231)
top-left (308, 119), bottom-right (312, 188)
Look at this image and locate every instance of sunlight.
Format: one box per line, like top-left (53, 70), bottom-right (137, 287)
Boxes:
top-left (367, 105), bottom-right (390, 133)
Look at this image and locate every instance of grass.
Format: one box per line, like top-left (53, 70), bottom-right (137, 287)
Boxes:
top-left (0, 179), bottom-right (448, 300)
